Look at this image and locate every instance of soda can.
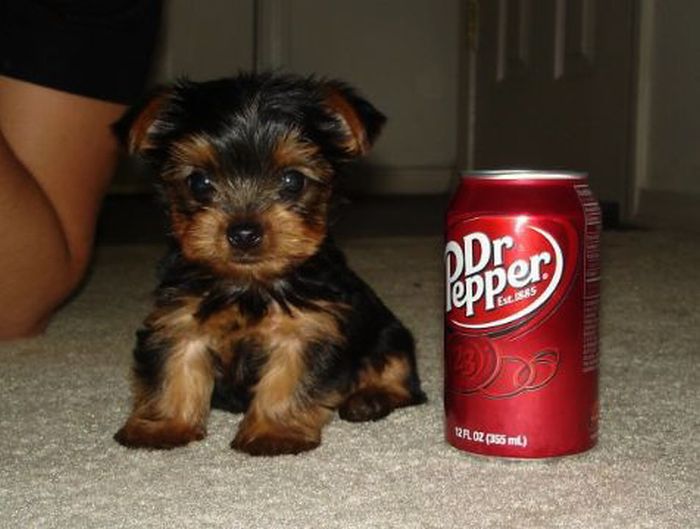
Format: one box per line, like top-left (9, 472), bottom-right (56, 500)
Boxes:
top-left (444, 170), bottom-right (602, 458)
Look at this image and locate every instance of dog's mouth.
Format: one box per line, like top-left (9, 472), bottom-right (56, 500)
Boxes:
top-left (230, 250), bottom-right (265, 266)
top-left (230, 253), bottom-right (262, 265)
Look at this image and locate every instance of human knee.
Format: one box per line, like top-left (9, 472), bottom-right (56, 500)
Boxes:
top-left (0, 251), bottom-right (90, 340)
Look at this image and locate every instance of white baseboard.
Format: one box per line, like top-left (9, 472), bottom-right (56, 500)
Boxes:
top-left (634, 189), bottom-right (700, 230)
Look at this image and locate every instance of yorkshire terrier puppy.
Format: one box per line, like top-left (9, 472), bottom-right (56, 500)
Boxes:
top-left (113, 73), bottom-right (426, 456)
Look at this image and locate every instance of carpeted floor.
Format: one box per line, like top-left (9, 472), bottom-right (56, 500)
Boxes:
top-left (1, 230), bottom-right (698, 528)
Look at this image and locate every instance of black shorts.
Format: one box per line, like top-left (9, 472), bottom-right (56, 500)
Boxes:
top-left (0, 0), bottom-right (163, 104)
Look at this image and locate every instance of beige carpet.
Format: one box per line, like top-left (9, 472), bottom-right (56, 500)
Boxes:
top-left (1, 231), bottom-right (698, 528)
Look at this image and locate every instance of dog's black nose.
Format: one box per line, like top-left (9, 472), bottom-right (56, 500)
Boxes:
top-left (227, 222), bottom-right (263, 250)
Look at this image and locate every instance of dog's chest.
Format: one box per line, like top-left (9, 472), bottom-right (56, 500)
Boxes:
top-left (201, 299), bottom-right (344, 411)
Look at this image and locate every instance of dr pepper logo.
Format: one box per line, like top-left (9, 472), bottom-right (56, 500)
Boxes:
top-left (445, 216), bottom-right (574, 333)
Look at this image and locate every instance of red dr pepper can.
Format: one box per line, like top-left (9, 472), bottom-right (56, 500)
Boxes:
top-left (444, 170), bottom-right (602, 458)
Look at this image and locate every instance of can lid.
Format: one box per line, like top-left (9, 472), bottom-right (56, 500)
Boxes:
top-left (461, 169), bottom-right (587, 180)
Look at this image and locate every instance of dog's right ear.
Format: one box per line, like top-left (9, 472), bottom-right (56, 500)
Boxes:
top-left (112, 86), bottom-right (174, 156)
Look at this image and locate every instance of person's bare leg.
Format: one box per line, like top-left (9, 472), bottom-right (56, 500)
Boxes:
top-left (0, 76), bottom-right (125, 339)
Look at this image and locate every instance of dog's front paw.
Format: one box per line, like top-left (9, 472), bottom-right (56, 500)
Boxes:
top-left (114, 417), bottom-right (206, 449)
top-left (231, 427), bottom-right (319, 456)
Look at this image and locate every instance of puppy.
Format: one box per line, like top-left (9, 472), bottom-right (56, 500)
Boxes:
top-left (113, 73), bottom-right (426, 456)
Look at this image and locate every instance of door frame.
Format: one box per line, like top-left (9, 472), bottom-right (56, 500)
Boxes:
top-left (455, 0), bottom-right (478, 192)
top-left (254, 0), bottom-right (291, 70)
top-left (629, 1), bottom-right (700, 229)
top-left (458, 0), bottom-right (643, 223)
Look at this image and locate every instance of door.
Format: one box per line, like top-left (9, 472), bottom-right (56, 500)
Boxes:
top-left (258, 0), bottom-right (461, 194)
top-left (111, 0), bottom-right (255, 193)
top-left (471, 0), bottom-right (637, 214)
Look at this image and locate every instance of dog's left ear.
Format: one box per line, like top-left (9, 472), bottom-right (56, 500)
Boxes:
top-left (322, 81), bottom-right (387, 157)
top-left (112, 85), bottom-right (175, 156)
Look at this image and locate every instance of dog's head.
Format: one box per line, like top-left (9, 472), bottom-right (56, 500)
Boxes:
top-left (115, 73), bottom-right (385, 281)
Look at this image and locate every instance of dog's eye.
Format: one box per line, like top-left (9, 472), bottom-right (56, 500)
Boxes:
top-left (186, 171), bottom-right (215, 202)
top-left (280, 170), bottom-right (306, 198)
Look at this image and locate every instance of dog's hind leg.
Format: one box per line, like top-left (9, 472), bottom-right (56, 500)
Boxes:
top-left (339, 322), bottom-right (427, 423)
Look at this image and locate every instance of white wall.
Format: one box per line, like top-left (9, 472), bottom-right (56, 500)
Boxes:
top-left (155, 0), bottom-right (255, 81)
top-left (268, 0), bottom-right (460, 194)
top-left (636, 0), bottom-right (700, 227)
top-left (112, 0), bottom-right (255, 193)
top-left (113, 0), bottom-right (460, 194)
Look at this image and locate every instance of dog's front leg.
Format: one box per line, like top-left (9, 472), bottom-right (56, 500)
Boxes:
top-left (230, 339), bottom-right (339, 456)
top-left (231, 400), bottom-right (333, 456)
top-left (115, 313), bottom-right (215, 449)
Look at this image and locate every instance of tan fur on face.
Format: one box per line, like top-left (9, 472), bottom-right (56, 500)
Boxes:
top-left (171, 202), bottom-right (326, 282)
top-left (272, 129), bottom-right (333, 183)
top-left (258, 203), bottom-right (326, 277)
top-left (172, 208), bottom-right (231, 270)
top-left (169, 134), bottom-right (221, 173)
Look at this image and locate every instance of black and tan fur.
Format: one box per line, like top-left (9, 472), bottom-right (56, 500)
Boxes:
top-left (113, 73), bottom-right (426, 456)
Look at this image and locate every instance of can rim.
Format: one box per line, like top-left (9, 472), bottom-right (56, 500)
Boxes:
top-left (461, 169), bottom-right (587, 180)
